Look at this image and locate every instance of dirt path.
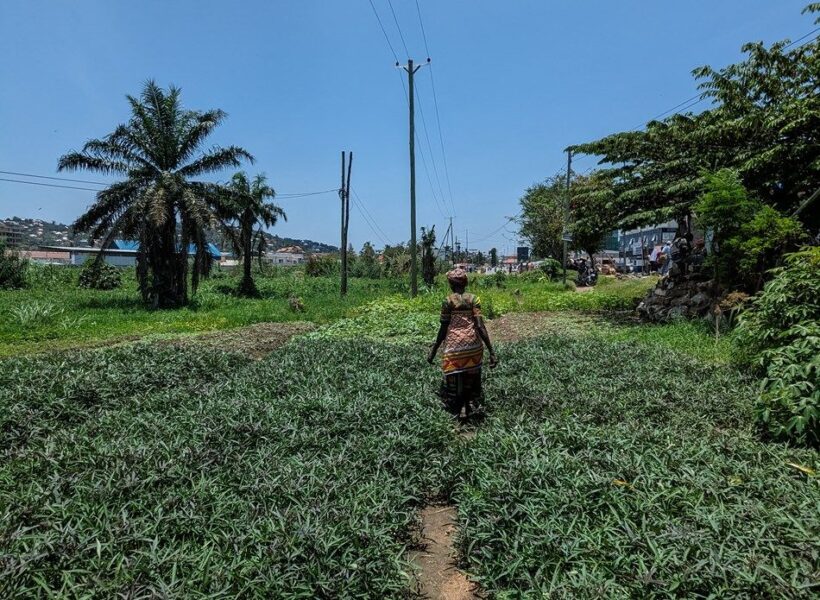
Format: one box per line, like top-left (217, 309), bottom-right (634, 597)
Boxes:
top-left (486, 311), bottom-right (595, 343)
top-left (412, 505), bottom-right (479, 600)
top-left (166, 321), bottom-right (315, 359)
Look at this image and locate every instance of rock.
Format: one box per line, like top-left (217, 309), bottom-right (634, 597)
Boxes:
top-left (636, 275), bottom-right (718, 323)
top-left (690, 292), bottom-right (710, 307)
top-left (667, 305), bottom-right (688, 319)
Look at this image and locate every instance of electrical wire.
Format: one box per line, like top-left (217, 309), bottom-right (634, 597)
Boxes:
top-left (386, 0), bottom-right (410, 58)
top-left (413, 81), bottom-right (449, 219)
top-left (367, 0), bottom-right (400, 63)
top-left (351, 188), bottom-right (392, 245)
top-left (0, 170), bottom-right (108, 186)
top-left (415, 0), bottom-right (457, 217)
top-left (0, 177), bottom-right (103, 192)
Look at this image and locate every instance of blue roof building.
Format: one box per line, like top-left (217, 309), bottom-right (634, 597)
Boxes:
top-left (112, 240), bottom-right (221, 260)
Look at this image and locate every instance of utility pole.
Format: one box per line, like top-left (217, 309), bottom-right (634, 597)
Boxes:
top-left (400, 58), bottom-right (429, 297)
top-left (340, 151), bottom-right (352, 296)
top-left (563, 148), bottom-right (572, 283)
top-left (465, 229), bottom-right (469, 264)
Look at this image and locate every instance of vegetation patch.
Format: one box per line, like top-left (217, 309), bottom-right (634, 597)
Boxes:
top-left (0, 340), bottom-right (454, 598)
top-left (454, 337), bottom-right (819, 598)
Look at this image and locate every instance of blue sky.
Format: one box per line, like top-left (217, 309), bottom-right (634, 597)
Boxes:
top-left (0, 1), bottom-right (813, 253)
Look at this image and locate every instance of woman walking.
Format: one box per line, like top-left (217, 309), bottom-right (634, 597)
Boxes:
top-left (427, 268), bottom-right (498, 419)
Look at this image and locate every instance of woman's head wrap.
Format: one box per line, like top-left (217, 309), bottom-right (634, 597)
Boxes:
top-left (446, 268), bottom-right (468, 287)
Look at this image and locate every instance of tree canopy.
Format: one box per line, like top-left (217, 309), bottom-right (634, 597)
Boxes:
top-left (570, 4), bottom-right (820, 233)
top-left (59, 81), bottom-right (253, 307)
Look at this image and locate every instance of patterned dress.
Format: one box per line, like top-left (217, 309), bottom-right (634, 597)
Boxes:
top-left (439, 292), bottom-right (484, 412)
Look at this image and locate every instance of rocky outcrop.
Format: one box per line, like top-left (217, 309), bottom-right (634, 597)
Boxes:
top-left (637, 275), bottom-right (717, 322)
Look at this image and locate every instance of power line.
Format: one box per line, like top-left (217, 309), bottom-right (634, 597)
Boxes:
top-left (386, 0), bottom-right (410, 58)
top-left (277, 188), bottom-right (339, 198)
top-left (0, 177), bottom-right (103, 192)
top-left (629, 27), bottom-right (820, 132)
top-left (351, 188), bottom-right (392, 245)
top-left (0, 170), bottom-right (108, 186)
top-left (414, 0), bottom-right (457, 217)
top-left (367, 0), bottom-right (400, 63)
top-left (471, 213), bottom-right (521, 243)
top-left (413, 81), bottom-right (449, 219)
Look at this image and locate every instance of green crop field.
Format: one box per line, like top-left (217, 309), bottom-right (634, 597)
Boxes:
top-left (0, 267), bottom-right (654, 356)
top-left (1, 284), bottom-right (817, 597)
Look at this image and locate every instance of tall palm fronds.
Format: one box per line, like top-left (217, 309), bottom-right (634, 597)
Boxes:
top-left (223, 172), bottom-right (286, 295)
top-left (58, 80), bottom-right (253, 307)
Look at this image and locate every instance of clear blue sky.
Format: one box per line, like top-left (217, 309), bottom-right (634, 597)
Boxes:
top-left (0, 1), bottom-right (813, 253)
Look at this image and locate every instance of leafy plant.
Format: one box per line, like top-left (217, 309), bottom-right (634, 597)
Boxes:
top-left (78, 260), bottom-right (122, 290)
top-left (736, 247), bottom-right (820, 446)
top-left (539, 258), bottom-right (562, 280)
top-left (305, 253), bottom-right (338, 277)
top-left (694, 170), bottom-right (805, 290)
top-left (9, 301), bottom-right (63, 326)
top-left (0, 242), bottom-right (27, 289)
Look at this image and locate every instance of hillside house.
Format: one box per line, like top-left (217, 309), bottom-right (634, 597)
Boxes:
top-left (269, 245), bottom-right (306, 265)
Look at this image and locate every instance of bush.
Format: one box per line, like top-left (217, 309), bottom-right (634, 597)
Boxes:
top-left (539, 257), bottom-right (562, 280)
top-left (0, 242), bottom-right (27, 289)
top-left (305, 254), bottom-right (339, 277)
top-left (735, 247), bottom-right (820, 446)
top-left (78, 260), bottom-right (122, 290)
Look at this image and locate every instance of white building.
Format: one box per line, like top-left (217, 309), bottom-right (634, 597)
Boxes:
top-left (268, 245), bottom-right (306, 265)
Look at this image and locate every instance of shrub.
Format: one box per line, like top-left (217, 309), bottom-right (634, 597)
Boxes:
top-left (305, 254), bottom-right (339, 277)
top-left (539, 257), bottom-right (562, 280)
top-left (0, 242), bottom-right (27, 289)
top-left (9, 301), bottom-right (63, 326)
top-left (736, 247), bottom-right (820, 446)
top-left (78, 260), bottom-right (122, 290)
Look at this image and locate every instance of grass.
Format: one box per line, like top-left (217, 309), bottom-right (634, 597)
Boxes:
top-left (455, 338), bottom-right (819, 597)
top-left (1, 319), bottom-right (817, 597)
top-left (0, 341), bottom-right (454, 597)
top-left (0, 267), bottom-right (652, 357)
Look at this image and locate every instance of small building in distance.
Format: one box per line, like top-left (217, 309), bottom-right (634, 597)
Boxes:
top-left (37, 240), bottom-right (222, 267)
top-left (0, 221), bottom-right (23, 247)
top-left (18, 249), bottom-right (71, 264)
top-left (268, 245), bottom-right (306, 265)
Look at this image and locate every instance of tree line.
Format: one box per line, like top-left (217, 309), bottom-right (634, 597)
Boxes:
top-left (520, 3), bottom-right (820, 292)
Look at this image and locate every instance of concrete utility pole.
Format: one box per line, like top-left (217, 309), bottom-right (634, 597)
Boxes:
top-left (563, 148), bottom-right (572, 283)
top-left (400, 58), bottom-right (428, 297)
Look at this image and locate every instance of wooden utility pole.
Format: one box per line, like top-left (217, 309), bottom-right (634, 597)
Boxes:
top-left (400, 58), bottom-right (426, 297)
top-left (563, 148), bottom-right (572, 283)
top-left (340, 151), bottom-right (352, 296)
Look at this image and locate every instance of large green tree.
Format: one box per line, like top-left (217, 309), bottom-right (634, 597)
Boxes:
top-left (571, 4), bottom-right (820, 232)
top-left (518, 174), bottom-right (567, 259)
top-left (59, 81), bottom-right (253, 307)
top-left (224, 172), bottom-right (285, 296)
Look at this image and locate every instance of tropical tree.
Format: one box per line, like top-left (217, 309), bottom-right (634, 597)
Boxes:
top-left (571, 4), bottom-right (820, 232)
top-left (59, 80), bottom-right (253, 307)
top-left (489, 248), bottom-right (498, 267)
top-left (518, 174), bottom-right (567, 259)
top-left (224, 172), bottom-right (285, 296)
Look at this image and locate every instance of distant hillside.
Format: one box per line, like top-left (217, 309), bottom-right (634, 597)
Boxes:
top-left (2, 217), bottom-right (337, 254)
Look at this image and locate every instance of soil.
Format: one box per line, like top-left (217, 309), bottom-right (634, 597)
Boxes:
top-left (166, 321), bottom-right (315, 359)
top-left (411, 505), bottom-right (480, 600)
top-left (487, 311), bottom-right (595, 343)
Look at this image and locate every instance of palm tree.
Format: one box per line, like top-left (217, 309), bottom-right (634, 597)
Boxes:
top-left (224, 172), bottom-right (286, 296)
top-left (58, 80), bottom-right (253, 308)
